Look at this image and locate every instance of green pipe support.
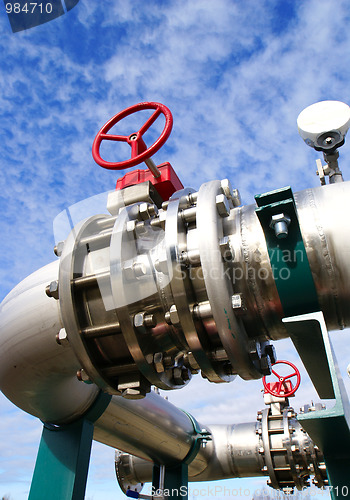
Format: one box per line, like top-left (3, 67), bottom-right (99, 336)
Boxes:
top-left (28, 392), bottom-right (111, 500)
top-left (256, 187), bottom-right (350, 499)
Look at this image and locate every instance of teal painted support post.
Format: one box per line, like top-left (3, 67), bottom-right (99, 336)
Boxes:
top-left (284, 312), bottom-right (350, 500)
top-left (28, 392), bottom-right (111, 500)
top-left (28, 419), bottom-right (94, 500)
top-left (152, 464), bottom-right (189, 500)
top-left (145, 411), bottom-right (208, 500)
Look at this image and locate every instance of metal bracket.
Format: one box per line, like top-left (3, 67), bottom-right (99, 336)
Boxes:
top-left (255, 186), bottom-right (319, 318)
top-left (283, 312), bottom-right (350, 499)
top-left (255, 187), bottom-right (331, 393)
top-left (180, 410), bottom-right (212, 465)
top-left (135, 410), bottom-right (210, 500)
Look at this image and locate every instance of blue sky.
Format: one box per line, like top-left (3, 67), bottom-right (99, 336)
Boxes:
top-left (1, 1), bottom-right (350, 499)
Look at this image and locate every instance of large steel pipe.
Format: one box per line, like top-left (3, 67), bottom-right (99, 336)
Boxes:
top-left (0, 260), bottom-right (99, 423)
top-left (93, 393), bottom-right (208, 475)
top-left (115, 408), bottom-right (327, 493)
top-left (230, 181), bottom-right (350, 340)
top-left (1, 181), bottom-right (350, 413)
top-left (55, 180), bottom-right (350, 397)
top-left (0, 260), bottom-right (208, 469)
top-left (0, 180), bottom-right (349, 473)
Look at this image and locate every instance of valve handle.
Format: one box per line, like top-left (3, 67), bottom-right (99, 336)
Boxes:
top-left (262, 360), bottom-right (301, 398)
top-left (92, 102), bottom-right (173, 171)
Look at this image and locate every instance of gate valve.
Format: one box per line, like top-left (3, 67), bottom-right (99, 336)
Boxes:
top-left (92, 102), bottom-right (183, 201)
top-left (262, 360), bottom-right (301, 398)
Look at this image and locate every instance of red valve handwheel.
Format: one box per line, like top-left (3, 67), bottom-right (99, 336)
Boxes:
top-left (92, 102), bottom-right (173, 170)
top-left (262, 360), bottom-right (301, 398)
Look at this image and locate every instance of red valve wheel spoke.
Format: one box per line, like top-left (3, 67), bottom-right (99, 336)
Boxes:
top-left (100, 134), bottom-right (129, 142)
top-left (138, 107), bottom-right (162, 136)
top-left (130, 140), bottom-right (138, 158)
top-left (262, 360), bottom-right (301, 398)
top-left (92, 102), bottom-right (173, 171)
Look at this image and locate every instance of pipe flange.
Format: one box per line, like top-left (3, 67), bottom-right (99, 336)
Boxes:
top-left (115, 450), bottom-right (144, 495)
top-left (196, 180), bottom-right (261, 380)
top-left (165, 188), bottom-right (230, 383)
top-left (110, 203), bottom-right (189, 392)
top-left (59, 214), bottom-right (122, 395)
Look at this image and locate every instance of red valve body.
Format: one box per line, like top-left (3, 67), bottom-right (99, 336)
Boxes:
top-left (115, 162), bottom-right (183, 201)
top-left (264, 380), bottom-right (293, 395)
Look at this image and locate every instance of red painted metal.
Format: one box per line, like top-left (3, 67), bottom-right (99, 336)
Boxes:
top-left (115, 162), bottom-right (183, 201)
top-left (263, 360), bottom-right (301, 398)
top-left (92, 102), bottom-right (173, 170)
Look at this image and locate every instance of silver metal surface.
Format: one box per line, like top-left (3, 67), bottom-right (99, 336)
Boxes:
top-left (3, 180), bottom-right (350, 405)
top-left (114, 404), bottom-right (327, 493)
top-left (0, 260), bottom-right (99, 423)
top-left (94, 390), bottom-right (209, 474)
top-left (0, 176), bottom-right (347, 495)
top-left (294, 182), bottom-right (350, 332)
top-left (196, 180), bottom-right (260, 380)
top-left (166, 187), bottom-right (229, 383)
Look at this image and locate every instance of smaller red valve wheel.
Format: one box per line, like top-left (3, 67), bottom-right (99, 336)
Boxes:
top-left (92, 102), bottom-right (173, 170)
top-left (263, 360), bottom-right (301, 398)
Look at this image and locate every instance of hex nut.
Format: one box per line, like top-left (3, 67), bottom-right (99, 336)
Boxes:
top-left (172, 366), bottom-right (186, 385)
top-left (169, 304), bottom-right (180, 325)
top-left (118, 375), bottom-right (150, 399)
top-left (46, 281), bottom-right (59, 300)
top-left (54, 241), bottom-right (65, 257)
top-left (259, 354), bottom-right (272, 375)
top-left (219, 236), bottom-right (234, 261)
top-left (56, 328), bottom-right (69, 346)
top-left (269, 213), bottom-right (291, 239)
top-left (181, 366), bottom-right (191, 382)
top-left (76, 369), bottom-right (91, 383)
top-left (126, 220), bottom-right (137, 233)
top-left (134, 312), bottom-right (156, 331)
top-left (220, 179), bottom-right (233, 200)
top-left (264, 344), bottom-right (277, 365)
top-left (154, 257), bottom-right (168, 274)
top-left (216, 194), bottom-right (230, 217)
top-left (270, 213), bottom-right (291, 225)
top-left (231, 188), bottom-right (241, 207)
top-left (154, 352), bottom-right (165, 373)
top-left (248, 340), bottom-right (262, 361)
top-left (139, 203), bottom-right (158, 221)
top-left (231, 293), bottom-right (244, 310)
top-left (124, 261), bottom-right (147, 280)
top-left (134, 313), bottom-right (146, 329)
top-left (122, 388), bottom-right (147, 399)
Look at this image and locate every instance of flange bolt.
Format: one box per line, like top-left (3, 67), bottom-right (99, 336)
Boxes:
top-left (270, 213), bottom-right (291, 239)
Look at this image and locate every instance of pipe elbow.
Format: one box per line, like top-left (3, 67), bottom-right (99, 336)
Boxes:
top-left (0, 260), bottom-right (98, 424)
